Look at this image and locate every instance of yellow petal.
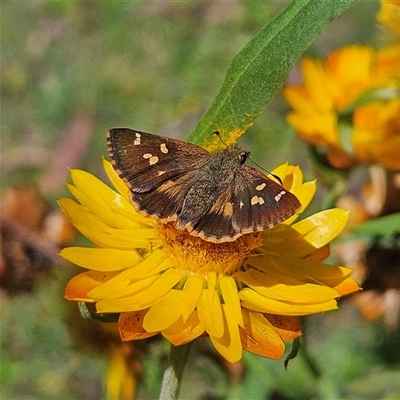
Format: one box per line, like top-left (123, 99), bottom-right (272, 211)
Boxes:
top-left (143, 289), bottom-right (184, 331)
top-left (219, 276), bottom-right (244, 327)
top-left (210, 304), bottom-right (242, 363)
top-left (285, 181), bottom-right (317, 224)
top-left (110, 200), bottom-right (155, 226)
top-left (207, 271), bottom-right (217, 293)
top-left (328, 45), bottom-right (374, 101)
top-left (66, 182), bottom-right (140, 230)
top-left (268, 255), bottom-right (353, 284)
top-left (197, 288), bottom-right (224, 338)
top-left (65, 271), bottom-right (119, 301)
top-left (182, 275), bottom-right (204, 322)
top-left (102, 159), bottom-right (158, 225)
top-left (69, 168), bottom-right (115, 206)
top-left (88, 274), bottom-right (158, 299)
top-left (60, 247), bottom-right (141, 271)
top-left (294, 208), bottom-right (349, 246)
top-left (287, 111), bottom-right (339, 146)
top-left (302, 58), bottom-right (334, 111)
top-left (288, 165), bottom-right (303, 190)
top-left (85, 250), bottom-right (169, 298)
top-left (240, 309), bottom-right (285, 359)
top-left (262, 209), bottom-right (349, 258)
top-left (136, 269), bottom-right (184, 304)
top-left (125, 249), bottom-right (170, 279)
top-left (69, 168), bottom-right (145, 227)
top-left (58, 198), bottom-right (152, 249)
top-left (239, 288), bottom-right (338, 315)
top-left (78, 226), bottom-right (153, 250)
top-left (96, 293), bottom-right (153, 313)
top-left (332, 276), bottom-right (361, 296)
top-left (103, 158), bottom-right (132, 202)
top-left (271, 162), bottom-right (289, 179)
top-left (283, 86), bottom-right (315, 113)
top-left (235, 268), bottom-right (340, 304)
top-left (162, 311), bottom-right (204, 346)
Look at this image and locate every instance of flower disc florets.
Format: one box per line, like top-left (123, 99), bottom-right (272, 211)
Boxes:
top-left (159, 222), bottom-right (262, 275)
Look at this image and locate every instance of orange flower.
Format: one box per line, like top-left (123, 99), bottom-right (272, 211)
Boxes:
top-left (377, 0), bottom-right (400, 37)
top-left (284, 45), bottom-right (400, 169)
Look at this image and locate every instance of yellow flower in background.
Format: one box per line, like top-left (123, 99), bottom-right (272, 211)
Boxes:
top-left (284, 45), bottom-right (400, 170)
top-left (59, 159), bottom-right (359, 363)
top-left (377, 0), bottom-right (400, 37)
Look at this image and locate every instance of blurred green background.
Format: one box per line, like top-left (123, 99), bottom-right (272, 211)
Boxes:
top-left (2, 1), bottom-right (400, 399)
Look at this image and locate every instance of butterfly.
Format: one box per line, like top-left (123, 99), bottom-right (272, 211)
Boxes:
top-left (106, 128), bottom-right (301, 243)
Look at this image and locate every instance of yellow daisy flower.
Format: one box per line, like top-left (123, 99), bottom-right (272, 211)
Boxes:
top-left (59, 159), bottom-right (359, 363)
top-left (284, 44), bottom-right (400, 170)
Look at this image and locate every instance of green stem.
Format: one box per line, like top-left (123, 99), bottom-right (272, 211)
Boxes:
top-left (159, 341), bottom-right (195, 400)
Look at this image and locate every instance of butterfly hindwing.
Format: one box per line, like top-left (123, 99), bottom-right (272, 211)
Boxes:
top-left (187, 190), bottom-right (241, 242)
top-left (186, 167), bottom-right (301, 242)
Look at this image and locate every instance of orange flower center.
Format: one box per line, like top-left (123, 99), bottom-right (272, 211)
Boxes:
top-left (158, 223), bottom-right (263, 276)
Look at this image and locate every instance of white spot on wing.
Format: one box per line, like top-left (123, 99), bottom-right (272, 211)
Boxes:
top-left (274, 190), bottom-right (286, 202)
top-left (239, 201), bottom-right (244, 209)
top-left (143, 153), bottom-right (152, 159)
top-left (134, 132), bottom-right (141, 145)
top-left (160, 143), bottom-right (169, 154)
top-left (158, 170), bottom-right (166, 176)
top-left (251, 195), bottom-right (265, 205)
top-left (149, 156), bottom-right (159, 165)
top-left (256, 183), bottom-right (266, 191)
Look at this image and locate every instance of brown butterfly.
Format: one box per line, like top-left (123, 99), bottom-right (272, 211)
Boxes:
top-left (107, 128), bottom-right (301, 243)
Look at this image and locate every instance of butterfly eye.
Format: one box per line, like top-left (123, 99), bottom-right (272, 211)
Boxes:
top-left (239, 151), bottom-right (249, 165)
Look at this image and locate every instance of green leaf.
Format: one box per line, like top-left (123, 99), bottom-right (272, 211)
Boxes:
top-left (337, 114), bottom-right (355, 154)
top-left (340, 86), bottom-right (400, 115)
top-left (284, 337), bottom-right (301, 370)
top-left (78, 301), bottom-right (120, 323)
top-left (189, 0), bottom-right (359, 148)
top-left (351, 213), bottom-right (400, 238)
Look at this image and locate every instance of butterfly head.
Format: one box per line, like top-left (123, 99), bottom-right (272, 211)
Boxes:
top-left (238, 148), bottom-right (250, 165)
top-left (212, 132), bottom-right (250, 166)
top-left (218, 145), bottom-right (251, 168)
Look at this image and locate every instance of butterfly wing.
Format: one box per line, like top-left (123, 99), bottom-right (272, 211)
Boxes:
top-left (186, 187), bottom-right (241, 242)
top-left (108, 129), bottom-right (301, 241)
top-left (231, 166), bottom-right (301, 235)
top-left (187, 167), bottom-right (300, 243)
top-left (107, 128), bottom-right (209, 220)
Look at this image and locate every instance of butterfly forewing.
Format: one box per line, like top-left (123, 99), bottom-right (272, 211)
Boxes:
top-left (124, 169), bottom-right (201, 222)
top-left (107, 128), bottom-right (210, 220)
top-left (107, 128), bottom-right (209, 193)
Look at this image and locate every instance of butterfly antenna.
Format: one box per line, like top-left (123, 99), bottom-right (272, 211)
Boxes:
top-left (248, 158), bottom-right (283, 186)
top-left (213, 131), bottom-right (228, 147)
